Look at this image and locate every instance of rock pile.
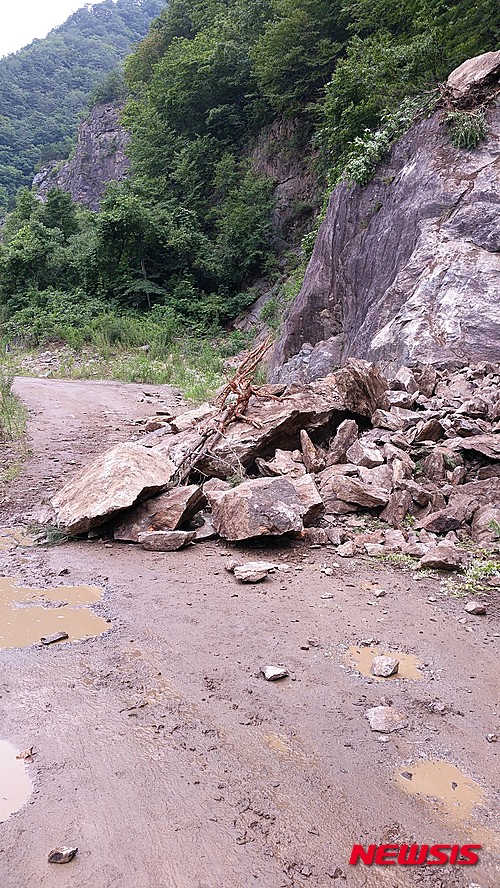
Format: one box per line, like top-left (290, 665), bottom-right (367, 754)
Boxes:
top-left (48, 359), bottom-right (500, 568)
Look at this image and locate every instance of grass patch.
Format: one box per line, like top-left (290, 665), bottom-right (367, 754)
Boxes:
top-left (372, 552), bottom-right (417, 569)
top-left (446, 110), bottom-right (487, 149)
top-left (0, 358), bottom-right (26, 442)
top-left (443, 557), bottom-right (500, 597)
top-left (26, 523), bottom-right (69, 546)
top-left (0, 351), bottom-right (28, 486)
top-left (10, 326), bottom-right (256, 405)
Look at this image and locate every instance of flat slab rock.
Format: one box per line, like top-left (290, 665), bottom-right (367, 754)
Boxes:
top-left (138, 530), bottom-right (196, 551)
top-left (113, 484), bottom-right (205, 542)
top-left (50, 442), bottom-right (176, 535)
top-left (233, 561), bottom-right (278, 583)
top-left (261, 665), bottom-right (289, 681)
top-left (365, 705), bottom-right (406, 733)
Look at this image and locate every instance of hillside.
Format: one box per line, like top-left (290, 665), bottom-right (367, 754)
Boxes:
top-left (0, 0), bottom-right (499, 379)
top-left (0, 0), bottom-right (163, 208)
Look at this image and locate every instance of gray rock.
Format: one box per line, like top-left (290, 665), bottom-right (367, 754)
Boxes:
top-left (419, 545), bottom-right (464, 571)
top-left (209, 476), bottom-right (306, 541)
top-left (471, 505), bottom-right (500, 544)
top-left (233, 561), bottom-right (278, 583)
top-left (422, 450), bottom-right (447, 482)
top-left (193, 515), bottom-right (218, 541)
top-left (346, 439), bottom-right (384, 468)
top-left (326, 419), bottom-right (359, 465)
top-left (34, 101), bottom-right (128, 210)
top-left (365, 705), bottom-right (406, 733)
top-left (451, 433), bottom-right (500, 460)
top-left (380, 490), bottom-right (413, 528)
top-left (464, 601), bottom-right (487, 615)
top-left (387, 390), bottom-right (418, 409)
top-left (261, 665), bottom-right (289, 681)
top-left (291, 473), bottom-right (325, 524)
top-left (138, 530), bottom-right (196, 551)
top-left (446, 50), bottom-right (500, 99)
top-left (113, 484), bottom-right (205, 541)
top-left (158, 375), bottom-right (346, 478)
top-left (256, 449), bottom-right (306, 478)
top-left (328, 360), bottom-right (389, 417)
top-left (50, 442), bottom-right (177, 535)
top-left (390, 366), bottom-right (419, 394)
top-left (321, 473), bottom-right (389, 510)
top-left (371, 656), bottom-right (399, 678)
top-left (337, 540), bottom-right (355, 557)
top-left (300, 429), bottom-right (325, 473)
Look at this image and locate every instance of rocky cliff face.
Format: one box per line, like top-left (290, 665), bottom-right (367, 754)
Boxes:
top-left (251, 117), bottom-right (318, 242)
top-left (33, 102), bottom-right (129, 211)
top-left (271, 85), bottom-right (500, 382)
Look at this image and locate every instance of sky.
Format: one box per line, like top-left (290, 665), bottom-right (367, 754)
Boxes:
top-left (0, 1), bottom-right (96, 58)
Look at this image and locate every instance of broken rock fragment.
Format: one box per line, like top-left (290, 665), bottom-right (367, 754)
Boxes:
top-left (48, 847), bottom-right (78, 864)
top-left (365, 706), bottom-right (406, 733)
top-left (464, 601), bottom-right (487, 615)
top-left (138, 530), bottom-right (196, 551)
top-left (261, 665), bottom-right (289, 681)
top-left (50, 442), bottom-right (176, 535)
top-left (292, 473), bottom-right (324, 524)
top-left (371, 656), bottom-right (399, 678)
top-left (300, 429), bottom-right (325, 474)
top-left (419, 545), bottom-right (464, 571)
top-left (256, 449), bottom-right (306, 478)
top-left (332, 359), bottom-right (389, 417)
top-left (233, 562), bottom-right (278, 583)
top-left (113, 484), bottom-right (205, 542)
top-left (326, 419), bottom-right (359, 465)
top-left (346, 439), bottom-right (384, 469)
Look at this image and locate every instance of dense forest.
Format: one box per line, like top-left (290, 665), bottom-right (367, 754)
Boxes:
top-left (0, 0), bottom-right (163, 207)
top-left (0, 0), bottom-right (499, 352)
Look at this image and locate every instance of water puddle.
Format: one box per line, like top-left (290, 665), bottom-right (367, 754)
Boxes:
top-left (396, 760), bottom-right (483, 821)
top-left (0, 577), bottom-right (108, 650)
top-left (0, 739), bottom-right (32, 821)
top-left (347, 645), bottom-right (423, 680)
top-left (0, 527), bottom-right (36, 552)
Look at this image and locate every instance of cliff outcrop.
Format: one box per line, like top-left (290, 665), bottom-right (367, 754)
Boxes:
top-left (33, 102), bottom-right (129, 211)
top-left (271, 55), bottom-right (500, 383)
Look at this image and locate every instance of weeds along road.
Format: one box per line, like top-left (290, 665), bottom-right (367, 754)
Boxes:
top-left (0, 377), bottom-right (498, 888)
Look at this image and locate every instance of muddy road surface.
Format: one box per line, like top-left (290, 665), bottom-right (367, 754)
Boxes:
top-left (0, 377), bottom-right (498, 888)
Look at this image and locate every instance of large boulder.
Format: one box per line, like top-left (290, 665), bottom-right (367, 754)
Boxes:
top-left (446, 50), bottom-right (500, 101)
top-left (318, 470), bottom-right (389, 511)
top-left (207, 476), bottom-right (309, 541)
top-left (50, 443), bottom-right (176, 535)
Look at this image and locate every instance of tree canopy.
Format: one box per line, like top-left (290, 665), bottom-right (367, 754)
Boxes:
top-left (0, 0), bottom-right (163, 207)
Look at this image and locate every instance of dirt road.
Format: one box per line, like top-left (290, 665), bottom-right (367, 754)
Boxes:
top-left (0, 378), bottom-right (498, 888)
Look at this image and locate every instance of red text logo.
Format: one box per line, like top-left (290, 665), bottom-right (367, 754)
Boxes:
top-left (349, 844), bottom-right (481, 866)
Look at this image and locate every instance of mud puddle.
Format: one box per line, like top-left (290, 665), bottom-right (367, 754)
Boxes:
top-left (0, 577), bottom-right (108, 649)
top-left (347, 645), bottom-right (423, 680)
top-left (0, 739), bottom-right (32, 822)
top-left (396, 760), bottom-right (483, 820)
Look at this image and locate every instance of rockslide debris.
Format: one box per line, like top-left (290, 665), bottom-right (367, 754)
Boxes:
top-left (47, 358), bottom-right (499, 572)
